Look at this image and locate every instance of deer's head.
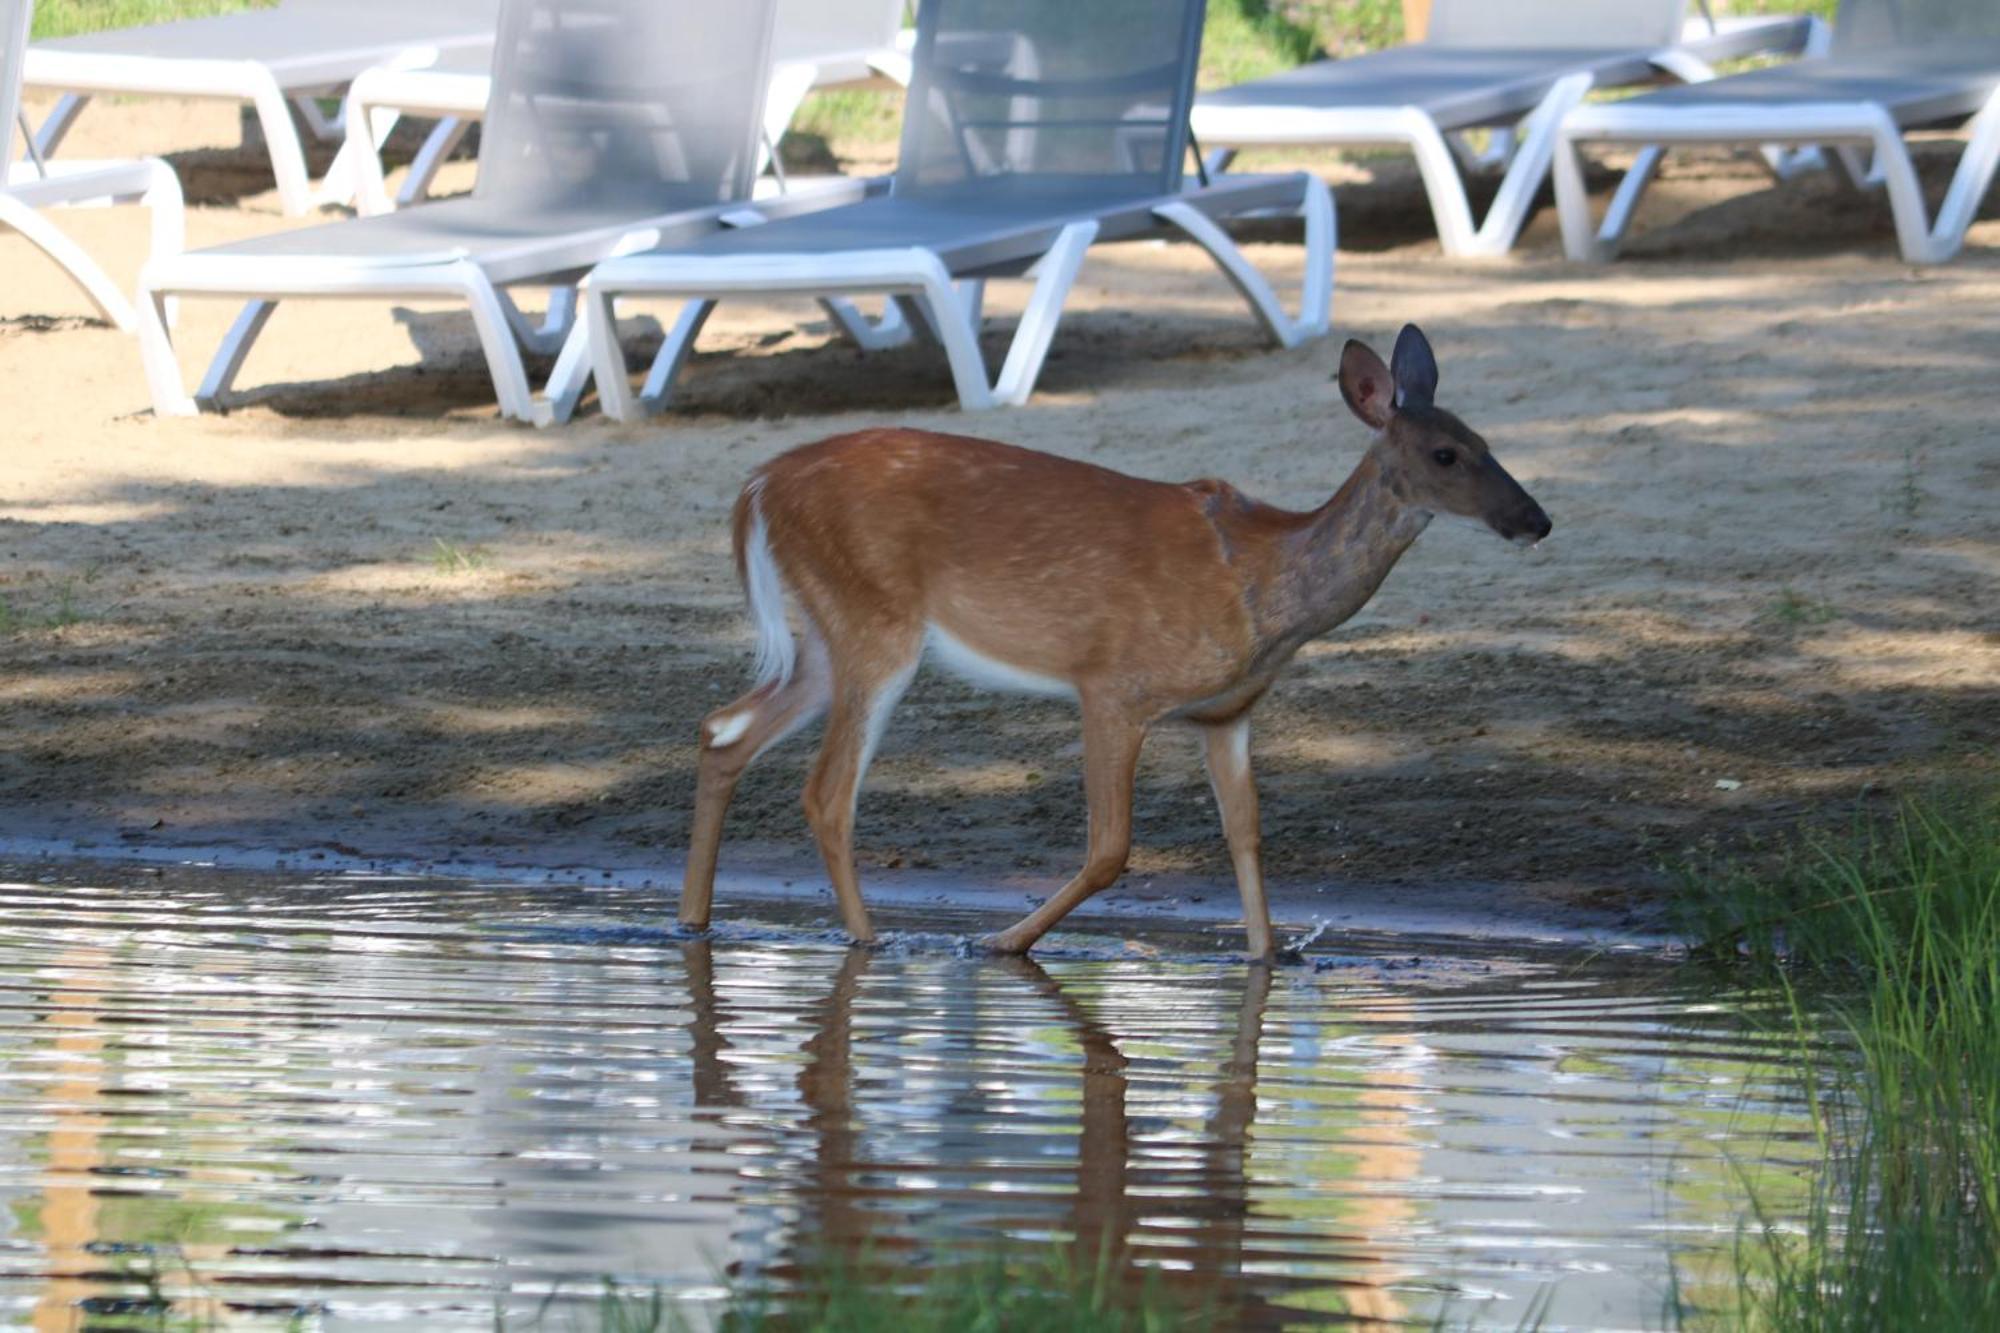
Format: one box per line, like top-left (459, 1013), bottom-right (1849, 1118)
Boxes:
top-left (1338, 325), bottom-right (1551, 547)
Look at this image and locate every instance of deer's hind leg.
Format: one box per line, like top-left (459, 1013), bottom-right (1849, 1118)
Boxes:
top-left (681, 632), bottom-right (831, 929)
top-left (984, 702), bottom-right (1146, 955)
top-left (802, 628), bottom-right (924, 944)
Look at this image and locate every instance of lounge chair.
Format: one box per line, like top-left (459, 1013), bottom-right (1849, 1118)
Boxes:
top-left (1188, 0), bottom-right (1819, 258)
top-left (22, 0), bottom-right (499, 217)
top-left (134, 0), bottom-right (871, 422)
top-left (345, 0), bottom-right (911, 216)
top-left (3, 0), bottom-right (183, 333)
top-left (560, 0), bottom-right (1335, 425)
top-left (1558, 0), bottom-right (2000, 264)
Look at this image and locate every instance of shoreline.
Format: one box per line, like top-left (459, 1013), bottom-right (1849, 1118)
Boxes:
top-left (0, 824), bottom-right (1679, 951)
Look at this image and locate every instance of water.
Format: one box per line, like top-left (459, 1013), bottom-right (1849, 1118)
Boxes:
top-left (0, 871), bottom-right (1819, 1330)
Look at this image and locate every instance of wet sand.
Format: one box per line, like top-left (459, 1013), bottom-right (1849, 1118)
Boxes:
top-left (2, 96), bottom-right (1995, 938)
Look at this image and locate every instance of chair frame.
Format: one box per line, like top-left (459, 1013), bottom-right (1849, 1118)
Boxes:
top-left (343, 1), bottom-right (912, 216)
top-left (4, 0), bottom-right (185, 333)
top-left (1554, 16), bottom-right (2000, 264)
top-left (560, 173), bottom-right (1335, 424)
top-left (21, 4), bottom-right (494, 217)
top-left (1192, 6), bottom-right (1817, 257)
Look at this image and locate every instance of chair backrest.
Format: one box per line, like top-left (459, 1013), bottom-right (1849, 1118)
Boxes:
top-left (1426, 0), bottom-right (1689, 49)
top-left (1833, 0), bottom-right (2000, 51)
top-left (2, 0), bottom-right (29, 174)
top-left (892, 0), bottom-right (1204, 197)
top-left (473, 0), bottom-right (777, 214)
top-left (772, 0), bottom-right (906, 64)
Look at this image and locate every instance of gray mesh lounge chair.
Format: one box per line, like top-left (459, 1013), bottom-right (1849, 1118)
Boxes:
top-left (3, 0), bottom-right (182, 333)
top-left (134, 0), bottom-right (871, 423)
top-left (344, 0), bottom-right (910, 215)
top-left (1558, 0), bottom-right (2000, 263)
top-left (563, 0), bottom-right (1335, 424)
top-left (1189, 0), bottom-right (1818, 258)
top-left (22, 0), bottom-right (499, 217)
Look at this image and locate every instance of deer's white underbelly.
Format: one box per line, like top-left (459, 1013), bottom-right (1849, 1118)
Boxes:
top-left (924, 623), bottom-right (1077, 700)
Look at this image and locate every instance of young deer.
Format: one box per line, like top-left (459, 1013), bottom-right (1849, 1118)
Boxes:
top-left (682, 325), bottom-right (1550, 957)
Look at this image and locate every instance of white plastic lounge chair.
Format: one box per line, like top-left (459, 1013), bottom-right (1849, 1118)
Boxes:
top-left (134, 0), bottom-right (871, 423)
top-left (1558, 0), bottom-right (2000, 264)
top-left (561, 0), bottom-right (1335, 425)
top-left (3, 0), bottom-right (183, 333)
top-left (345, 0), bottom-right (910, 216)
top-left (1188, 0), bottom-right (1819, 258)
top-left (22, 0), bottom-right (499, 217)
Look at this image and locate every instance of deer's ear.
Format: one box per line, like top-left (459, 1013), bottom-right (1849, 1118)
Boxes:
top-left (1390, 323), bottom-right (1438, 408)
top-left (1338, 339), bottom-right (1395, 430)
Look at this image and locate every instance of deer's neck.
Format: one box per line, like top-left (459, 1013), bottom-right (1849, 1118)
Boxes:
top-left (1260, 450), bottom-right (1430, 644)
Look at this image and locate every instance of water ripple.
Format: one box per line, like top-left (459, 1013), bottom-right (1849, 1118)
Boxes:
top-left (0, 873), bottom-right (1815, 1329)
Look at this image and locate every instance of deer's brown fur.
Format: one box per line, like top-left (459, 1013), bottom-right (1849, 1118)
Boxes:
top-left (680, 325), bottom-right (1551, 957)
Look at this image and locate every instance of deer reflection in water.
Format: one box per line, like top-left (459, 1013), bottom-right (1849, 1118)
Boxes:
top-left (673, 944), bottom-right (1416, 1325)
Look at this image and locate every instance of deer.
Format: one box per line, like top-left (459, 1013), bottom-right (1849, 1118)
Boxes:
top-left (680, 324), bottom-right (1551, 959)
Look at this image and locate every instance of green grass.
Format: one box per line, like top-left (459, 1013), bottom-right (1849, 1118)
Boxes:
top-left (431, 538), bottom-right (488, 574)
top-left (1679, 794), bottom-right (2000, 1330)
top-left (0, 579), bottom-right (85, 633)
top-left (1762, 588), bottom-right (1839, 627)
top-left (499, 1245), bottom-right (1205, 1333)
top-left (792, 0), bottom-right (1400, 154)
top-left (30, 0), bottom-right (272, 40)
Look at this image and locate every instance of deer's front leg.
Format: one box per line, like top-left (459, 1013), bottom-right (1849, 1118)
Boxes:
top-left (1203, 716), bottom-right (1273, 958)
top-left (984, 705), bottom-right (1145, 955)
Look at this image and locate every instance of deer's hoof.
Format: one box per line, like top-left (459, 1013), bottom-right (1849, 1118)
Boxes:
top-left (975, 931), bottom-right (1033, 956)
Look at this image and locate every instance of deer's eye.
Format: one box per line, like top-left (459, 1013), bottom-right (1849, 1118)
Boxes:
top-left (1431, 448), bottom-right (1457, 467)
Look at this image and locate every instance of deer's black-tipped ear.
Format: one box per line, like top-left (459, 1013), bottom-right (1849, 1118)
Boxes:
top-left (1390, 323), bottom-right (1438, 408)
top-left (1337, 339), bottom-right (1395, 430)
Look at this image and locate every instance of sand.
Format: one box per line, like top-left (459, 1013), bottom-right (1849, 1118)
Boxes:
top-left (1, 95), bottom-right (1995, 930)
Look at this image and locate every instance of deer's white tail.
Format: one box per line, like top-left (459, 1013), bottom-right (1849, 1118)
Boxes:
top-left (739, 478), bottom-right (796, 690)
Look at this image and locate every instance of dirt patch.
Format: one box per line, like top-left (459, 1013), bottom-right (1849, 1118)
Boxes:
top-left (1, 96), bottom-right (1995, 927)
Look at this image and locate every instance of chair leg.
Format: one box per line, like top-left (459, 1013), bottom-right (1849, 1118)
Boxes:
top-left (1882, 86), bottom-right (2000, 264)
top-left (195, 300), bottom-right (278, 410)
top-left (496, 286), bottom-right (576, 356)
top-left (343, 99), bottom-right (398, 216)
top-left (533, 314), bottom-right (595, 427)
top-left (453, 263), bottom-right (537, 420)
top-left (397, 118), bottom-right (472, 210)
top-left (989, 219), bottom-right (1096, 407)
top-left (1555, 128), bottom-right (1624, 263)
top-left (1927, 88), bottom-right (2000, 259)
top-left (638, 299), bottom-right (718, 413)
top-left (581, 283), bottom-right (639, 422)
top-left (1406, 72), bottom-right (1589, 258)
top-left (249, 72), bottom-right (317, 217)
top-left (0, 190), bottom-right (140, 330)
top-left (30, 94), bottom-right (89, 160)
top-left (134, 281), bottom-right (197, 417)
top-left (759, 63), bottom-right (819, 177)
top-left (1576, 141), bottom-right (1667, 261)
top-left (290, 94), bottom-right (344, 142)
top-left (1152, 174), bottom-right (1335, 350)
top-left (819, 296), bottom-right (912, 349)
top-left (141, 158), bottom-right (184, 329)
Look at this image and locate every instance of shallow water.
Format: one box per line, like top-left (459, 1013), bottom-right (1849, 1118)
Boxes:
top-left (0, 871), bottom-right (1817, 1330)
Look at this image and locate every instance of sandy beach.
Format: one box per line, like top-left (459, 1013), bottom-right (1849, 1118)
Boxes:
top-left (2, 94), bottom-right (1994, 930)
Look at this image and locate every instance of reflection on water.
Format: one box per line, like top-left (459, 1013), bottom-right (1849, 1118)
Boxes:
top-left (0, 874), bottom-right (1816, 1329)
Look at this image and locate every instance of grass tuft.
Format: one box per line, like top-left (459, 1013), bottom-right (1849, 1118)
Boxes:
top-left (1679, 794), bottom-right (2000, 1330)
top-left (431, 538), bottom-right (489, 574)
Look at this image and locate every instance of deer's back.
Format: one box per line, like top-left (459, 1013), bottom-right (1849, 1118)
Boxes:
top-left (746, 429), bottom-right (1262, 695)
